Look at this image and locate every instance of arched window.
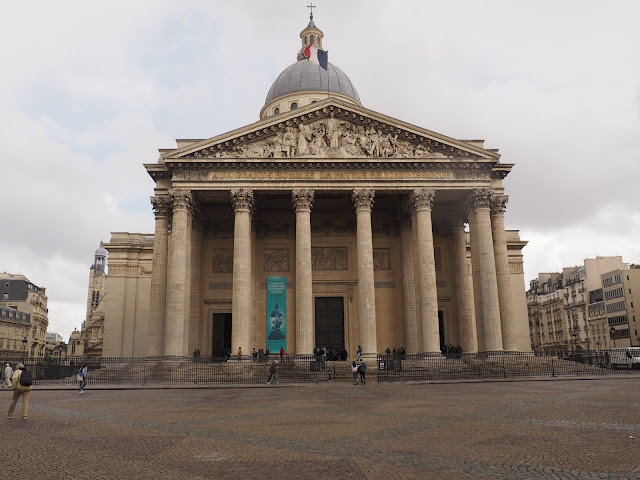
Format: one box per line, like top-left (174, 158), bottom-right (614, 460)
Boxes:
top-left (310, 35), bottom-right (315, 45)
top-left (304, 35), bottom-right (307, 45)
top-left (290, 102), bottom-right (298, 110)
top-left (274, 107), bottom-right (280, 114)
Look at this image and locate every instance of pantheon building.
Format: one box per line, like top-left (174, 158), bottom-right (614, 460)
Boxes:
top-left (102, 15), bottom-right (530, 360)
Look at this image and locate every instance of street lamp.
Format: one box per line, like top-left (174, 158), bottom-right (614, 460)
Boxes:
top-left (21, 337), bottom-right (28, 362)
top-left (610, 327), bottom-right (616, 349)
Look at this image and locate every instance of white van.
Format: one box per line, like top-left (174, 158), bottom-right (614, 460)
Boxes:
top-left (609, 348), bottom-right (640, 369)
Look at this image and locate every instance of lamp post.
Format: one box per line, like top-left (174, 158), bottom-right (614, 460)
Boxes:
top-left (21, 337), bottom-right (28, 362)
top-left (610, 327), bottom-right (616, 349)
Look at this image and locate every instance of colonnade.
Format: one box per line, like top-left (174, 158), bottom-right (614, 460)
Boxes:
top-left (148, 186), bottom-right (518, 358)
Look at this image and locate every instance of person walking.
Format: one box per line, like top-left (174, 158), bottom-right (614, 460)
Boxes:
top-left (279, 346), bottom-right (285, 362)
top-left (3, 363), bottom-right (13, 388)
top-left (266, 361), bottom-right (279, 384)
top-left (357, 345), bottom-right (362, 361)
top-left (7, 363), bottom-right (31, 420)
top-left (358, 359), bottom-right (367, 385)
top-left (237, 347), bottom-right (243, 361)
top-left (78, 363), bottom-right (88, 393)
top-left (351, 361), bottom-right (359, 385)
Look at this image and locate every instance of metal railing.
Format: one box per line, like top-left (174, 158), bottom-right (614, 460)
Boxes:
top-left (0, 355), bottom-right (334, 385)
top-left (376, 351), bottom-right (640, 382)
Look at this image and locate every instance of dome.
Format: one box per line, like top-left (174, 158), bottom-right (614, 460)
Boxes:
top-left (265, 60), bottom-right (361, 106)
top-left (95, 243), bottom-right (107, 257)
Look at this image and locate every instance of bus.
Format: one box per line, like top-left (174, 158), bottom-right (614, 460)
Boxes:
top-left (609, 347), bottom-right (640, 369)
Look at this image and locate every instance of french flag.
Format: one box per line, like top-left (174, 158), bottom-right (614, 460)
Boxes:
top-left (304, 44), bottom-right (328, 70)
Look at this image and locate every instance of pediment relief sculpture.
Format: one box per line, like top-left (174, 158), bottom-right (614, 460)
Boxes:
top-left (184, 117), bottom-right (471, 160)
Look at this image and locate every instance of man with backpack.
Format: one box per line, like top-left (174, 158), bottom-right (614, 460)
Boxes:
top-left (6, 363), bottom-right (32, 420)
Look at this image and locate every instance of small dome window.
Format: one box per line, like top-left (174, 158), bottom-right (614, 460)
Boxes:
top-left (291, 102), bottom-right (298, 110)
top-left (274, 107), bottom-right (280, 114)
top-left (304, 35), bottom-right (307, 45)
top-left (310, 35), bottom-right (315, 45)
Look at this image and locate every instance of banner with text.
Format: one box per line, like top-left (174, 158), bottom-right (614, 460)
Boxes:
top-left (266, 277), bottom-right (287, 354)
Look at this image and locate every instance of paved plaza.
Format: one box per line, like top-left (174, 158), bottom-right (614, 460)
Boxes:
top-left (2, 378), bottom-right (640, 479)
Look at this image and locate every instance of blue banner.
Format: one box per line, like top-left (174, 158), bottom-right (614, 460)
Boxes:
top-left (266, 277), bottom-right (287, 353)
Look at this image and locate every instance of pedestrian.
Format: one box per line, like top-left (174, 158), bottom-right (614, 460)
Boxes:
top-left (252, 348), bottom-right (257, 362)
top-left (279, 346), bottom-right (285, 362)
top-left (78, 363), bottom-right (88, 393)
top-left (266, 361), bottom-right (279, 384)
top-left (3, 363), bottom-right (13, 388)
top-left (193, 349), bottom-right (197, 362)
top-left (7, 363), bottom-right (31, 420)
top-left (357, 345), bottom-right (362, 361)
top-left (237, 347), bottom-right (243, 360)
top-left (351, 361), bottom-right (359, 385)
top-left (359, 359), bottom-right (367, 385)
top-left (196, 349), bottom-right (201, 362)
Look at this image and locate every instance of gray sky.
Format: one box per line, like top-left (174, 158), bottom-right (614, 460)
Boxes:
top-left (1, 1), bottom-right (639, 340)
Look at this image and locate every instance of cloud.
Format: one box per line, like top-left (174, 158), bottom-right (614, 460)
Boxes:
top-left (1, 0), bottom-right (639, 339)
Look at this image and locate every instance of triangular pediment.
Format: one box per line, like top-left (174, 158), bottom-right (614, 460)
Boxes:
top-left (163, 97), bottom-right (499, 162)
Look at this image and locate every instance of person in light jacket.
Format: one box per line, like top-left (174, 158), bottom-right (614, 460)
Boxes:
top-left (3, 363), bottom-right (13, 388)
top-left (7, 363), bottom-right (31, 420)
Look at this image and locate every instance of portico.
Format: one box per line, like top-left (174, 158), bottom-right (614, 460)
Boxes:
top-left (102, 14), bottom-right (530, 359)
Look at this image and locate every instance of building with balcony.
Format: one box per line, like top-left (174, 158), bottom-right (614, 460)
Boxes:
top-left (601, 266), bottom-right (640, 348)
top-left (0, 273), bottom-right (48, 357)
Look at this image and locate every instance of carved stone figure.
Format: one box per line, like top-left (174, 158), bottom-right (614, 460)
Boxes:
top-left (297, 124), bottom-right (312, 155)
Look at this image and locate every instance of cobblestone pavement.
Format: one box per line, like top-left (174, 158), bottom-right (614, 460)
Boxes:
top-left (2, 378), bottom-right (640, 479)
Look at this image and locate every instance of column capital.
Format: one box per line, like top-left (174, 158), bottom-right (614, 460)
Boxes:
top-left (169, 189), bottom-right (192, 211)
top-left (230, 188), bottom-right (254, 212)
top-left (491, 194), bottom-right (509, 215)
top-left (292, 188), bottom-right (315, 211)
top-left (412, 188), bottom-right (435, 210)
top-left (150, 195), bottom-right (172, 218)
top-left (466, 188), bottom-right (493, 210)
top-left (352, 188), bottom-right (375, 211)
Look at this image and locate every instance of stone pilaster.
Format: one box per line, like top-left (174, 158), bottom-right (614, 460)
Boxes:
top-left (292, 188), bottom-right (314, 354)
top-left (491, 195), bottom-right (517, 351)
top-left (189, 212), bottom-right (203, 355)
top-left (148, 195), bottom-right (171, 357)
top-left (164, 189), bottom-right (192, 357)
top-left (398, 211), bottom-right (419, 354)
top-left (467, 188), bottom-right (503, 352)
top-left (352, 188), bottom-right (378, 359)
top-left (231, 189), bottom-right (254, 356)
top-left (450, 215), bottom-right (478, 353)
top-left (412, 188), bottom-right (440, 354)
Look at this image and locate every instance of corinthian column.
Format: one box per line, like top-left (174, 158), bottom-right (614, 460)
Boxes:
top-left (231, 189), bottom-right (254, 356)
top-left (491, 195), bottom-right (517, 351)
top-left (412, 188), bottom-right (440, 354)
top-left (292, 189), bottom-right (314, 354)
top-left (467, 188), bottom-right (503, 352)
top-left (353, 189), bottom-right (377, 359)
top-left (398, 211), bottom-right (419, 354)
top-left (148, 195), bottom-right (171, 357)
top-left (164, 189), bottom-right (192, 357)
top-left (450, 215), bottom-right (478, 353)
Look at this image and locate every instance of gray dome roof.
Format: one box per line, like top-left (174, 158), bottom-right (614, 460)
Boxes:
top-left (95, 245), bottom-right (107, 257)
top-left (265, 60), bottom-right (361, 105)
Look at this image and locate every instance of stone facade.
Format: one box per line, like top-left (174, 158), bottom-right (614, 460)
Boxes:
top-left (0, 273), bottom-right (47, 357)
top-left (102, 17), bottom-right (530, 359)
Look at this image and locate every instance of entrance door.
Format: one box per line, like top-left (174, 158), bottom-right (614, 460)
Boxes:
top-left (212, 313), bottom-right (232, 358)
top-left (314, 297), bottom-right (345, 351)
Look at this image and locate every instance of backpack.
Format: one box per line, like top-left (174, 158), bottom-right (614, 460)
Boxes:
top-left (19, 369), bottom-right (33, 387)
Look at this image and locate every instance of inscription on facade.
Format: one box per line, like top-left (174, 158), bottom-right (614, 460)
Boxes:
top-left (312, 247), bottom-right (348, 271)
